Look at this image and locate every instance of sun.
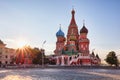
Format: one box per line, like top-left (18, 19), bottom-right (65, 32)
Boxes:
top-left (16, 39), bottom-right (28, 48)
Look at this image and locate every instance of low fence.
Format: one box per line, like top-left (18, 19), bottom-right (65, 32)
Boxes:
top-left (2, 64), bottom-right (120, 69)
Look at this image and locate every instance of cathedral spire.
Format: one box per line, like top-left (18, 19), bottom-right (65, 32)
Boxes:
top-left (69, 8), bottom-right (77, 27)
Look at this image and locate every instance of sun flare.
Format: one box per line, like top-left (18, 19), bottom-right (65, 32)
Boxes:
top-left (17, 39), bottom-right (28, 48)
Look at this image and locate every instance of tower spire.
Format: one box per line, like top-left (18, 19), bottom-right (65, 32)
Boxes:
top-left (80, 20), bottom-right (88, 33)
top-left (59, 24), bottom-right (61, 30)
top-left (83, 19), bottom-right (85, 26)
top-left (72, 5), bottom-right (74, 10)
top-left (69, 8), bottom-right (77, 27)
top-left (67, 8), bottom-right (79, 47)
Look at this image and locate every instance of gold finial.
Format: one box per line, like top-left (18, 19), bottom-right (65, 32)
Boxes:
top-left (59, 24), bottom-right (61, 30)
top-left (83, 19), bottom-right (85, 26)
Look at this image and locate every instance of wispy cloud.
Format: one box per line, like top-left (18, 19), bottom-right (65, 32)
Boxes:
top-left (4, 38), bottom-right (15, 42)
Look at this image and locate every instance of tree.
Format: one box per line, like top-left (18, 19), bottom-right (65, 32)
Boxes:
top-left (15, 46), bottom-right (33, 64)
top-left (32, 48), bottom-right (49, 65)
top-left (32, 48), bottom-right (42, 64)
top-left (105, 51), bottom-right (119, 67)
top-left (15, 46), bottom-right (49, 65)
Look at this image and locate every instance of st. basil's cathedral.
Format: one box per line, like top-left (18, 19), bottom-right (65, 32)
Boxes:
top-left (54, 9), bottom-right (101, 66)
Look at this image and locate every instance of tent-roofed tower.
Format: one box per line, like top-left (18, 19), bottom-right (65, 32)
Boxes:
top-left (67, 9), bottom-right (79, 51)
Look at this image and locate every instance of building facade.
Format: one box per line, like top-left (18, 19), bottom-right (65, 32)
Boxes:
top-left (54, 9), bottom-right (101, 66)
top-left (0, 40), bottom-right (15, 66)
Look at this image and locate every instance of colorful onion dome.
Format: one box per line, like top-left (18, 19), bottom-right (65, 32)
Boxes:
top-left (80, 21), bottom-right (88, 33)
top-left (56, 27), bottom-right (65, 37)
top-left (80, 26), bottom-right (88, 33)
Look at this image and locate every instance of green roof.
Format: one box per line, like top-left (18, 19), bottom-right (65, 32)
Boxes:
top-left (62, 50), bottom-right (78, 56)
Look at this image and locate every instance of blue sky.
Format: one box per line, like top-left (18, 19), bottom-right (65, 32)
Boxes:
top-left (0, 0), bottom-right (120, 60)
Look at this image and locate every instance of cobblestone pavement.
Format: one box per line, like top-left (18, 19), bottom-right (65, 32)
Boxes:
top-left (0, 68), bottom-right (120, 80)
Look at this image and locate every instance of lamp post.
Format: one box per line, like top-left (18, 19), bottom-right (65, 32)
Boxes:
top-left (41, 40), bottom-right (46, 67)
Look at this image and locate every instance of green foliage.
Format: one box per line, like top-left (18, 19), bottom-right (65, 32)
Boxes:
top-left (32, 48), bottom-right (42, 64)
top-left (15, 46), bottom-right (49, 65)
top-left (105, 51), bottom-right (119, 67)
top-left (15, 46), bottom-right (34, 64)
top-left (32, 48), bottom-right (49, 65)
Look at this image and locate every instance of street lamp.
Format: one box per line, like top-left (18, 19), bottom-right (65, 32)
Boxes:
top-left (41, 40), bottom-right (46, 67)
